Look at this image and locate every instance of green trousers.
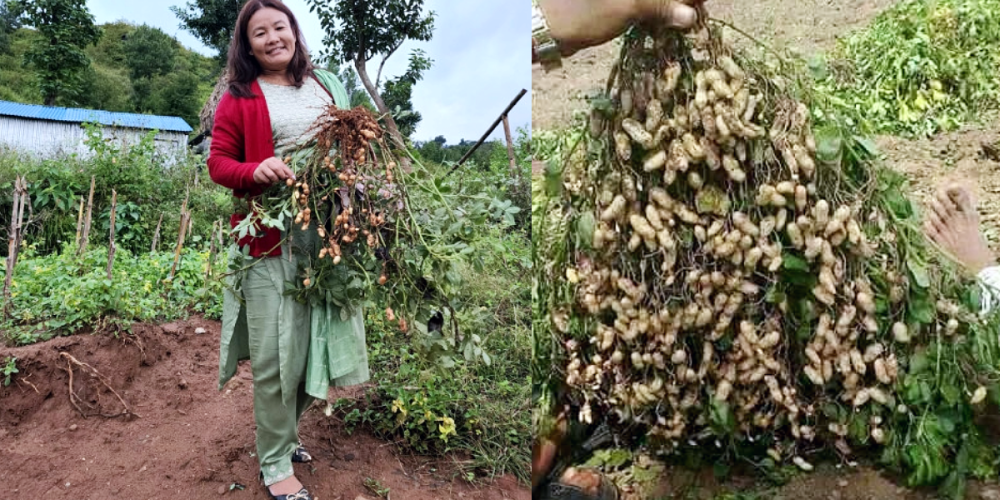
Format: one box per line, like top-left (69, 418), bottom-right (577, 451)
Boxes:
top-left (240, 258), bottom-right (314, 485)
top-left (219, 235), bottom-right (370, 486)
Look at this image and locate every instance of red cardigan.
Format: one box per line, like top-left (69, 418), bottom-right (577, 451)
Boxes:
top-left (208, 77), bottom-right (331, 257)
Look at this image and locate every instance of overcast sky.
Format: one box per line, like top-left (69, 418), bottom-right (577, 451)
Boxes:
top-left (86, 0), bottom-right (530, 144)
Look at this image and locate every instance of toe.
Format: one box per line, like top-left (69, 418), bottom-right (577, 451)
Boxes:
top-left (928, 211), bottom-right (952, 242)
top-left (945, 183), bottom-right (976, 212)
top-left (929, 197), bottom-right (954, 224)
top-left (924, 219), bottom-right (940, 241)
top-left (933, 191), bottom-right (959, 219)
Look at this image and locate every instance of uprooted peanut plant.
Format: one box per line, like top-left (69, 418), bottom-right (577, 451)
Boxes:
top-left (533, 14), bottom-right (1000, 497)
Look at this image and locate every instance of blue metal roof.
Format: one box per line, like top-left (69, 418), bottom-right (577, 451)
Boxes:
top-left (0, 100), bottom-right (193, 133)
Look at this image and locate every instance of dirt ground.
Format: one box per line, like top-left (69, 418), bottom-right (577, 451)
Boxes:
top-left (533, 0), bottom-right (1000, 498)
top-left (0, 318), bottom-right (528, 500)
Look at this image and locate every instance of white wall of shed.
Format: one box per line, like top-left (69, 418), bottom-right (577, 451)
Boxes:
top-left (0, 117), bottom-right (190, 161)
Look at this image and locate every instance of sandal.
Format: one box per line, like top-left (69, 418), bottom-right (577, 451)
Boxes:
top-left (266, 487), bottom-right (313, 500)
top-left (259, 472), bottom-right (314, 500)
top-left (291, 443), bottom-right (312, 463)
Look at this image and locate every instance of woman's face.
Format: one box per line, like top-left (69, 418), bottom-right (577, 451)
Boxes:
top-left (247, 7), bottom-right (297, 72)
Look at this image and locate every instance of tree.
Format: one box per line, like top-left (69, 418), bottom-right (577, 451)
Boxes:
top-left (327, 61), bottom-right (376, 111)
top-left (145, 71), bottom-right (200, 127)
top-left (86, 21), bottom-right (131, 68)
top-left (10, 0), bottom-right (102, 106)
top-left (170, 0), bottom-right (242, 65)
top-left (123, 24), bottom-right (178, 81)
top-left (307, 0), bottom-right (435, 152)
top-left (381, 48), bottom-right (431, 138)
top-left (0, 1), bottom-right (22, 53)
top-left (78, 64), bottom-right (134, 112)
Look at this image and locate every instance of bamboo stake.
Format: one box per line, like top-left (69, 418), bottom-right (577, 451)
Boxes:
top-left (106, 190), bottom-right (117, 280)
top-left (74, 196), bottom-right (84, 249)
top-left (14, 177), bottom-right (26, 255)
top-left (168, 191), bottom-right (190, 280)
top-left (3, 176), bottom-right (26, 316)
top-left (501, 114), bottom-right (518, 177)
top-left (77, 176), bottom-right (96, 256)
top-left (205, 220), bottom-right (218, 284)
top-left (150, 213), bottom-right (163, 253)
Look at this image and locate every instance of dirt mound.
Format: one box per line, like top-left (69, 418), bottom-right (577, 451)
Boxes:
top-left (0, 324), bottom-right (165, 428)
top-left (0, 317), bottom-right (528, 499)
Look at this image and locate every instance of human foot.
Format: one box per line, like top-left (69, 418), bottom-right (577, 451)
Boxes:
top-left (924, 183), bottom-right (996, 274)
top-left (267, 475), bottom-right (306, 498)
top-left (550, 467), bottom-right (618, 499)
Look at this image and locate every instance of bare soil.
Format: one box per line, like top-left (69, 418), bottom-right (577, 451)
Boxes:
top-left (0, 318), bottom-right (528, 500)
top-left (532, 0), bottom-right (1000, 498)
top-left (877, 125), bottom-right (1000, 253)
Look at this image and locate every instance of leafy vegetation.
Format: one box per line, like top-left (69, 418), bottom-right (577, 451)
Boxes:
top-left (2, 355), bottom-right (16, 386)
top-left (1, 245), bottom-right (225, 344)
top-left (0, 125), bottom-right (229, 257)
top-left (816, 0), bottom-right (1000, 136)
top-left (322, 130), bottom-right (531, 482)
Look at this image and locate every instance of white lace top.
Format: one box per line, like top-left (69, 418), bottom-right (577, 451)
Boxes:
top-left (257, 77), bottom-right (333, 158)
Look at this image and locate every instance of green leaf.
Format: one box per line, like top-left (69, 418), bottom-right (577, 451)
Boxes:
top-left (782, 253), bottom-right (810, 271)
top-left (807, 55), bottom-right (829, 80)
top-left (909, 294), bottom-right (935, 324)
top-left (908, 260), bottom-right (930, 288)
top-left (853, 136), bottom-right (879, 157)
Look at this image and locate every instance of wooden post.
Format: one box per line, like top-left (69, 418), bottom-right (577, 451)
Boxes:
top-left (77, 176), bottom-right (96, 256)
top-left (150, 213), bottom-right (163, 253)
top-left (205, 220), bottom-right (218, 284)
top-left (14, 178), bottom-right (27, 257)
top-left (74, 196), bottom-right (84, 249)
top-left (168, 191), bottom-right (190, 280)
top-left (4, 177), bottom-right (26, 316)
top-left (106, 190), bottom-right (117, 280)
top-left (501, 114), bottom-right (518, 177)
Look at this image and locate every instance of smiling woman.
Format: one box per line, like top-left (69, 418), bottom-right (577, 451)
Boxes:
top-left (206, 2), bottom-right (359, 500)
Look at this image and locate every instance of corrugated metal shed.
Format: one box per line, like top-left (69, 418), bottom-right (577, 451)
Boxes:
top-left (0, 100), bottom-right (192, 133)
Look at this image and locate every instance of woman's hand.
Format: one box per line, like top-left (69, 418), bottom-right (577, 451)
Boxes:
top-left (539, 0), bottom-right (701, 57)
top-left (253, 156), bottom-right (296, 185)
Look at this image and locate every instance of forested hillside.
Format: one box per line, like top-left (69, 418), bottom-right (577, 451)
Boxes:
top-left (0, 22), bottom-right (218, 130)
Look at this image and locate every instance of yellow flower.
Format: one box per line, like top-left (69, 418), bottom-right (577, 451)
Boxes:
top-left (437, 416), bottom-right (456, 440)
top-left (143, 281), bottom-right (152, 293)
top-left (391, 398), bottom-right (407, 417)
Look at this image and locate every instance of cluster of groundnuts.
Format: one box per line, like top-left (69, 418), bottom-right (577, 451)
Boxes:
top-left (559, 43), bottom-right (932, 469)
